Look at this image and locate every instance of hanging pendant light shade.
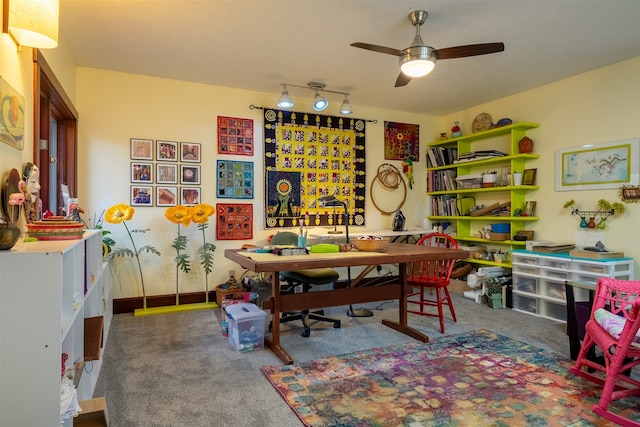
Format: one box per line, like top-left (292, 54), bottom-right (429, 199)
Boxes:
top-left (8, 0), bottom-right (59, 49)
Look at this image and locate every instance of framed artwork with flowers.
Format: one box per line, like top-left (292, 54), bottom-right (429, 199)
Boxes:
top-left (384, 121), bottom-right (419, 161)
top-left (216, 203), bottom-right (253, 240)
top-left (131, 186), bottom-right (153, 206)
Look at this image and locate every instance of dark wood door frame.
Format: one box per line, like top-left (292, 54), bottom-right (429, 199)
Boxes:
top-left (32, 50), bottom-right (79, 215)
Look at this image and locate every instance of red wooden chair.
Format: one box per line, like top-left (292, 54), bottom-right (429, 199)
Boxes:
top-left (406, 233), bottom-right (459, 333)
top-left (569, 278), bottom-right (640, 426)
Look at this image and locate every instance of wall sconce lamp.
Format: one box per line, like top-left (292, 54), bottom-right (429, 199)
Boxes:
top-left (2, 0), bottom-right (59, 49)
top-left (277, 81), bottom-right (353, 115)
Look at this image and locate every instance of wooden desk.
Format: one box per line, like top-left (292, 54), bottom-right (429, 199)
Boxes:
top-left (310, 228), bottom-right (431, 244)
top-left (225, 243), bottom-right (468, 364)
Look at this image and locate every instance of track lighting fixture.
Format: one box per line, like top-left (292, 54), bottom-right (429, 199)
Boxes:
top-left (276, 82), bottom-right (353, 114)
top-left (277, 85), bottom-right (294, 108)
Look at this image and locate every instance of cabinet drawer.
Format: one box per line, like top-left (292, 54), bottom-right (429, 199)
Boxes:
top-left (542, 268), bottom-right (570, 280)
top-left (512, 294), bottom-right (537, 314)
top-left (544, 281), bottom-right (567, 300)
top-left (513, 277), bottom-right (537, 294)
top-left (540, 258), bottom-right (570, 269)
top-left (512, 265), bottom-right (538, 276)
top-left (511, 255), bottom-right (538, 266)
top-left (541, 300), bottom-right (567, 322)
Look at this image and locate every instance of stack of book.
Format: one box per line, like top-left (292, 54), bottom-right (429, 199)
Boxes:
top-left (454, 150), bottom-right (507, 163)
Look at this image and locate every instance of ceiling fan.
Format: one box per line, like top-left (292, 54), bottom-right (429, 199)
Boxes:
top-left (351, 10), bottom-right (504, 87)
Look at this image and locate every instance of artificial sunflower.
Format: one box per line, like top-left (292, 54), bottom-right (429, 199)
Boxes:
top-left (104, 203), bottom-right (159, 310)
top-left (190, 203), bottom-right (215, 224)
top-left (189, 203), bottom-right (216, 303)
top-left (165, 205), bottom-right (192, 226)
top-left (105, 203), bottom-right (134, 224)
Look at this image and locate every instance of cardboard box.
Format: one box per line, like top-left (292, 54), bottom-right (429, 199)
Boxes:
top-left (75, 397), bottom-right (109, 427)
top-left (226, 303), bottom-right (266, 353)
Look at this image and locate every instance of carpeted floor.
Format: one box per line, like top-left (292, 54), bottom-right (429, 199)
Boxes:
top-left (262, 329), bottom-right (639, 426)
top-left (93, 292), bottom-right (624, 426)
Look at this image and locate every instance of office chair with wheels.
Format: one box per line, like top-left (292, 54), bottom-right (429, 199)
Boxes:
top-left (406, 233), bottom-right (460, 333)
top-left (569, 278), bottom-right (640, 426)
top-left (269, 232), bottom-right (341, 337)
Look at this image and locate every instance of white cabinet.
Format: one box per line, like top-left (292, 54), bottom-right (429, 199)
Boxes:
top-left (0, 230), bottom-right (111, 426)
top-left (511, 250), bottom-right (633, 322)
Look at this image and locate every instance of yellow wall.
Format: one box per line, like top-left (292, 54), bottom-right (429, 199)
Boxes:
top-left (439, 57), bottom-right (640, 271)
top-left (75, 67), bottom-right (438, 298)
top-left (3, 23), bottom-right (640, 299)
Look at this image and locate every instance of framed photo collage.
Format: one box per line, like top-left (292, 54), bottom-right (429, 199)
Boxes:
top-left (130, 138), bottom-right (202, 207)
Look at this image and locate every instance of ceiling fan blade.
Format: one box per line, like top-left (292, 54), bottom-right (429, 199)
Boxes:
top-left (351, 42), bottom-right (404, 57)
top-left (395, 72), bottom-right (412, 87)
top-left (435, 42), bottom-right (504, 60)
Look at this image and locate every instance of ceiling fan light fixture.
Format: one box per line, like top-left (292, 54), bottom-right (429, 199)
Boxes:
top-left (339, 96), bottom-right (352, 115)
top-left (277, 85), bottom-right (294, 108)
top-left (313, 91), bottom-right (328, 111)
top-left (400, 46), bottom-right (436, 77)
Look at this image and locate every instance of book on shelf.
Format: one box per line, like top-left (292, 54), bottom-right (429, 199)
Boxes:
top-left (530, 243), bottom-right (576, 253)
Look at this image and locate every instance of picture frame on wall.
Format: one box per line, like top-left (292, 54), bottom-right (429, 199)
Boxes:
top-left (181, 187), bottom-right (201, 205)
top-left (555, 138), bottom-right (640, 191)
top-left (180, 142), bottom-right (201, 163)
top-left (156, 186), bottom-right (178, 206)
top-left (523, 168), bottom-right (537, 186)
top-left (131, 185), bottom-right (153, 206)
top-left (156, 140), bottom-right (178, 161)
top-left (156, 163), bottom-right (178, 184)
top-left (130, 138), bottom-right (153, 160)
top-left (131, 162), bottom-right (153, 183)
top-left (181, 165), bottom-right (200, 185)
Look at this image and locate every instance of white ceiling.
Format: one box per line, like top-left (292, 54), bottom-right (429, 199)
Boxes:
top-left (59, 0), bottom-right (640, 117)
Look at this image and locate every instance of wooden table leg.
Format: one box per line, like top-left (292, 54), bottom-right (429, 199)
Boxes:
top-left (263, 272), bottom-right (294, 364)
top-left (381, 262), bottom-right (429, 342)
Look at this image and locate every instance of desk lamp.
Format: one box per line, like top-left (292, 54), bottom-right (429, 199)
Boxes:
top-left (318, 195), bottom-right (374, 317)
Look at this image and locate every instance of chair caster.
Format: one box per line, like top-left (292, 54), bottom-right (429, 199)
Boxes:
top-left (333, 320), bottom-right (341, 328)
top-left (301, 329), bottom-right (310, 338)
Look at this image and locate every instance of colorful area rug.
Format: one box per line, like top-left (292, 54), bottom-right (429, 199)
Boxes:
top-left (262, 330), bottom-right (639, 426)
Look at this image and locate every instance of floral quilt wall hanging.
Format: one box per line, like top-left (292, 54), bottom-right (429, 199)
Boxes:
top-left (263, 109), bottom-right (366, 229)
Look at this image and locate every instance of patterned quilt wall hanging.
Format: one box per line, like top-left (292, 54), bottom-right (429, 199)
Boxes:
top-left (263, 109), bottom-right (367, 229)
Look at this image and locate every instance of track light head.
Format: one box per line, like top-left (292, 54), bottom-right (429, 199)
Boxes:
top-left (339, 96), bottom-right (352, 114)
top-left (313, 91), bottom-right (328, 111)
top-left (277, 85), bottom-right (294, 108)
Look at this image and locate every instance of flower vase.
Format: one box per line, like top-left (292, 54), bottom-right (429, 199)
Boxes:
top-left (579, 217), bottom-right (588, 228)
top-left (587, 217), bottom-right (596, 228)
top-left (597, 217), bottom-right (607, 230)
top-left (0, 225), bottom-right (21, 250)
top-left (451, 121), bottom-right (462, 138)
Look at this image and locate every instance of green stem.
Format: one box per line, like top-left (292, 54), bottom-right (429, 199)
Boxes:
top-left (123, 221), bottom-right (146, 310)
top-left (202, 225), bottom-right (209, 303)
top-left (176, 224), bottom-right (181, 306)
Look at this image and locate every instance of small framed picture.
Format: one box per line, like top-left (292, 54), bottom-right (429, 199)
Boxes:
top-left (523, 168), bottom-right (537, 186)
top-left (156, 186), bottom-right (178, 206)
top-left (156, 163), bottom-right (178, 184)
top-left (131, 162), bottom-right (153, 183)
top-left (131, 186), bottom-right (153, 206)
top-left (156, 140), bottom-right (178, 161)
top-left (180, 142), bottom-right (201, 163)
top-left (181, 165), bottom-right (200, 185)
top-left (181, 187), bottom-right (201, 205)
top-left (131, 138), bottom-right (153, 160)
